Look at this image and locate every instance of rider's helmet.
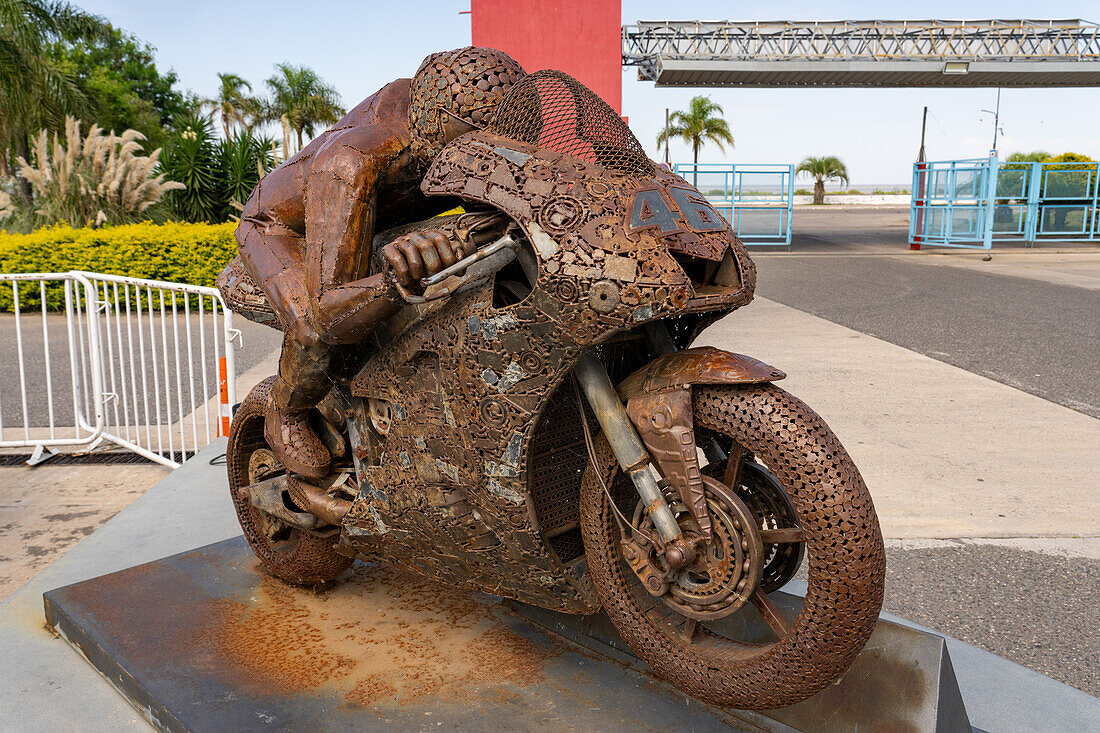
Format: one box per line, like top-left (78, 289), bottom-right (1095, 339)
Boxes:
top-left (409, 47), bottom-right (526, 161)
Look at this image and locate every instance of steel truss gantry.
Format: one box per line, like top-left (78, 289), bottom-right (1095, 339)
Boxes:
top-left (622, 19), bottom-right (1100, 87)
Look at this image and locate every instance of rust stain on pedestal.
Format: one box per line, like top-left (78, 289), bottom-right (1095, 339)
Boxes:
top-left (61, 550), bottom-right (560, 711)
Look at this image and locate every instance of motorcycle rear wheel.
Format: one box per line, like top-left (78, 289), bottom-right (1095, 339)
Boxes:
top-left (227, 377), bottom-right (352, 585)
top-left (579, 382), bottom-right (885, 709)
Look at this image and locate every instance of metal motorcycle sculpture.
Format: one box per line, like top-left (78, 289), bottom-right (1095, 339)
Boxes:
top-left (223, 71), bottom-right (885, 710)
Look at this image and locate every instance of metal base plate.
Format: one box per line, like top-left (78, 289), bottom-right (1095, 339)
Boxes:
top-left (43, 536), bottom-right (766, 732)
top-left (43, 536), bottom-right (971, 732)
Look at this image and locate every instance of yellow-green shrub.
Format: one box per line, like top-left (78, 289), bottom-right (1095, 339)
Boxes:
top-left (0, 221), bottom-right (237, 310)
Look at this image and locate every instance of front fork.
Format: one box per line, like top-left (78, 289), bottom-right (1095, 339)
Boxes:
top-left (573, 349), bottom-right (699, 569)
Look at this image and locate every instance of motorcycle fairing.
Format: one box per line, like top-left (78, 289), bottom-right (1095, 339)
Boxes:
top-left (340, 131), bottom-right (758, 613)
top-left (422, 131), bottom-right (754, 304)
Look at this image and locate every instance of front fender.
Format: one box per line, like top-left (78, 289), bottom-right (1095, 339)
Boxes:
top-left (616, 346), bottom-right (785, 401)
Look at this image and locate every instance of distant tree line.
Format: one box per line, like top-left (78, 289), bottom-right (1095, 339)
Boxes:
top-left (998, 150), bottom-right (1096, 231)
top-left (1, 0), bottom-right (345, 232)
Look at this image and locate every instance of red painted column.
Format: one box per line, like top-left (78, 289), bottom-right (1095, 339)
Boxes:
top-left (912, 162), bottom-right (927, 250)
top-left (471, 0), bottom-right (622, 114)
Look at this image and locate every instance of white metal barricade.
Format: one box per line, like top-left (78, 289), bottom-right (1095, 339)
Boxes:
top-left (0, 272), bottom-right (105, 453)
top-left (0, 271), bottom-right (239, 468)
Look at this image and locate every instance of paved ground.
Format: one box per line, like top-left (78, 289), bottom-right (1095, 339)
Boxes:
top-left (0, 325), bottom-right (281, 603)
top-left (735, 207), bottom-right (1100, 696)
top-left (10, 443), bottom-right (1094, 733)
top-left (884, 540), bottom-right (1100, 697)
top-left (710, 297), bottom-right (1099, 540)
top-left (711, 295), bottom-right (1099, 695)
top-left (787, 205), bottom-right (912, 252)
top-left (0, 463), bottom-right (164, 599)
top-left (756, 207), bottom-right (1100, 418)
top-left (0, 441), bottom-right (243, 732)
top-left (785, 205), bottom-right (1100, 254)
top-left (756, 256), bottom-right (1100, 416)
top-left (0, 207), bottom-right (1097, 700)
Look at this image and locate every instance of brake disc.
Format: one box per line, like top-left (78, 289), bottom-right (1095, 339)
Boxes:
top-left (697, 437), bottom-right (805, 595)
top-left (631, 477), bottom-right (764, 621)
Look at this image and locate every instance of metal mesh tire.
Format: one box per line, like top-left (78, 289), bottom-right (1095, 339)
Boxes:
top-left (579, 382), bottom-right (885, 709)
top-left (227, 377), bottom-right (352, 585)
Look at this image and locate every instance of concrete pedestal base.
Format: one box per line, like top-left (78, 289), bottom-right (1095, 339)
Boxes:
top-left (510, 598), bottom-right (971, 732)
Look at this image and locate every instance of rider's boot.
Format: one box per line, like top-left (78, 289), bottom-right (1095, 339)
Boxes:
top-left (266, 333), bottom-right (335, 480)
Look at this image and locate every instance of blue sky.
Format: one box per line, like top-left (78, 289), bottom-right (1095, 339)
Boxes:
top-left (78, 1), bottom-right (1100, 186)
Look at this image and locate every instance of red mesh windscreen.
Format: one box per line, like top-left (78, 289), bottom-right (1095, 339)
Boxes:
top-left (489, 70), bottom-right (652, 176)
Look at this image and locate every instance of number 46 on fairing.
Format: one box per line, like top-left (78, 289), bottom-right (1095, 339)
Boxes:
top-left (629, 186), bottom-right (727, 234)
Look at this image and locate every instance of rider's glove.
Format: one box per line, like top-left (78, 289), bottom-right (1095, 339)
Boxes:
top-left (381, 229), bottom-right (473, 291)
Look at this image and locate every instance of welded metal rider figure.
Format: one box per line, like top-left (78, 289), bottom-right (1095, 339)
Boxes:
top-left (219, 48), bottom-right (526, 478)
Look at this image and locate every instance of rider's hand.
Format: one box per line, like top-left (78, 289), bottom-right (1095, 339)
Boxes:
top-left (381, 229), bottom-right (473, 288)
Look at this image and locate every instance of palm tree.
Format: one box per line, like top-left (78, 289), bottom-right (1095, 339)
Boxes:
top-left (206, 73), bottom-right (258, 137)
top-left (656, 96), bottom-right (734, 186)
top-left (263, 63), bottom-right (344, 153)
top-left (0, 0), bottom-right (111, 192)
top-left (796, 156), bottom-right (850, 205)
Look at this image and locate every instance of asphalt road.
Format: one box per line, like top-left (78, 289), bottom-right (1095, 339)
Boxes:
top-left (789, 540), bottom-right (1100, 698)
top-left (884, 543), bottom-right (1099, 698)
top-left (766, 207), bottom-right (1100, 699)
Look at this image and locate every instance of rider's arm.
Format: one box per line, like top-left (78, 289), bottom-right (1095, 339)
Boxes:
top-left (301, 126), bottom-right (468, 345)
top-left (300, 130), bottom-right (406, 345)
top-left (303, 135), bottom-right (385, 297)
top-left (235, 159), bottom-right (322, 347)
top-left (313, 228), bottom-right (473, 345)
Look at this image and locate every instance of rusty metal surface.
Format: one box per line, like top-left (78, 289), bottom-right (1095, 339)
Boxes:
top-left (219, 61), bottom-right (885, 710)
top-left (719, 461), bottom-right (805, 594)
top-left (219, 47), bottom-right (525, 480)
top-left (228, 377), bottom-right (352, 585)
top-left (42, 536), bottom-right (773, 733)
top-left (627, 387), bottom-right (713, 540)
top-left (340, 70), bottom-right (756, 613)
top-left (628, 476), bottom-right (766, 622)
top-left (618, 346), bottom-right (785, 399)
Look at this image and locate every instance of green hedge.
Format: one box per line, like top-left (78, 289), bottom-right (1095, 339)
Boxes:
top-left (0, 221), bottom-right (237, 310)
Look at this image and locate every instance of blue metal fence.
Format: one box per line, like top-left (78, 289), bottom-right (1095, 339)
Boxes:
top-left (911, 155), bottom-right (1100, 248)
top-left (674, 163), bottom-right (794, 246)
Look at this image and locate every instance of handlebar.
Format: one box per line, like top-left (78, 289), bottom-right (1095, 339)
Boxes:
top-left (421, 234), bottom-right (519, 288)
top-left (395, 233), bottom-right (520, 304)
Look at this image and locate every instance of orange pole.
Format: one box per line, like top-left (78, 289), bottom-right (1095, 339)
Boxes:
top-left (218, 356), bottom-right (231, 437)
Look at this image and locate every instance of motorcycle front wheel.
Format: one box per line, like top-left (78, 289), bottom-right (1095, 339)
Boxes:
top-left (579, 382), bottom-right (885, 710)
top-left (227, 377), bottom-right (352, 585)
